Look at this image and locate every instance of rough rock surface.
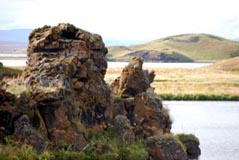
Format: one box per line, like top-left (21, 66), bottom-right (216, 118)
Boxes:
top-left (113, 114), bottom-right (135, 142)
top-left (1, 23), bottom-right (111, 151)
top-left (23, 23), bottom-right (111, 150)
top-left (110, 56), bottom-right (155, 98)
top-left (146, 136), bottom-right (187, 160)
top-left (109, 57), bottom-right (171, 139)
top-left (0, 89), bottom-right (48, 151)
top-left (133, 92), bottom-right (171, 138)
top-left (176, 134), bottom-right (201, 159)
top-left (184, 140), bottom-right (201, 159)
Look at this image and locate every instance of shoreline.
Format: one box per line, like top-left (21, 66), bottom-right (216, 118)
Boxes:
top-left (1, 60), bottom-right (238, 101)
top-left (0, 57), bottom-right (27, 60)
top-left (159, 94), bottom-right (239, 101)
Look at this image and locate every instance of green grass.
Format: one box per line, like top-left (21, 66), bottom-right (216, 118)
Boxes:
top-left (105, 57), bottom-right (239, 101)
top-left (159, 94), bottom-right (239, 101)
top-left (0, 130), bottom-right (148, 160)
top-left (0, 66), bottom-right (23, 76)
top-left (175, 133), bottom-right (200, 145)
top-left (108, 33), bottom-right (239, 62)
top-left (6, 85), bottom-right (30, 95)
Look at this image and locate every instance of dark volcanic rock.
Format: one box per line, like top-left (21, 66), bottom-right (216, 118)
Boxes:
top-left (176, 134), bottom-right (201, 159)
top-left (146, 136), bottom-right (187, 160)
top-left (113, 114), bottom-right (135, 142)
top-left (109, 58), bottom-right (171, 139)
top-left (0, 89), bottom-right (48, 151)
top-left (22, 23), bottom-right (111, 150)
top-left (13, 114), bottom-right (47, 152)
top-left (0, 89), bottom-right (17, 138)
top-left (133, 92), bottom-right (171, 138)
top-left (0, 23), bottom-right (111, 151)
top-left (110, 56), bottom-right (155, 98)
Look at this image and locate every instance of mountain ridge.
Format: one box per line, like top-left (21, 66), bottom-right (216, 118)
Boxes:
top-left (108, 33), bottom-right (239, 62)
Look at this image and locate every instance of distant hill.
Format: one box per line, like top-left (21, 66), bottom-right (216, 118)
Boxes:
top-left (203, 56), bottom-right (239, 72)
top-left (0, 29), bottom-right (31, 53)
top-left (0, 41), bottom-right (27, 53)
top-left (108, 34), bottom-right (239, 62)
top-left (0, 29), bottom-right (31, 42)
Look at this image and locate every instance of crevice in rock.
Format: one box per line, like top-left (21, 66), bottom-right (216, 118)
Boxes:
top-left (0, 111), bottom-right (14, 135)
top-left (37, 105), bottom-right (56, 140)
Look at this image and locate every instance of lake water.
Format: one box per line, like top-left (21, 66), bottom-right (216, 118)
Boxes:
top-left (0, 54), bottom-right (212, 68)
top-left (0, 53), bottom-right (27, 57)
top-left (164, 101), bottom-right (239, 160)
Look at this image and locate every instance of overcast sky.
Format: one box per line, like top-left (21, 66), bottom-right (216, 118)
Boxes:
top-left (1, 0), bottom-right (239, 42)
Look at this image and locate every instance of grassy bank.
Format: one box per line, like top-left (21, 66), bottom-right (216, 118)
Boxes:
top-left (0, 130), bottom-right (148, 160)
top-left (0, 66), bottom-right (23, 76)
top-left (105, 57), bottom-right (239, 101)
top-left (159, 94), bottom-right (239, 101)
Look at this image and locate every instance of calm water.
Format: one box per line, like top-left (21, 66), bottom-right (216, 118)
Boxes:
top-left (0, 54), bottom-right (212, 68)
top-left (108, 62), bottom-right (212, 68)
top-left (164, 101), bottom-right (239, 160)
top-left (0, 53), bottom-right (27, 57)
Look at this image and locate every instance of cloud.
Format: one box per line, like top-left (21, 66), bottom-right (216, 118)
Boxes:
top-left (1, 0), bottom-right (239, 41)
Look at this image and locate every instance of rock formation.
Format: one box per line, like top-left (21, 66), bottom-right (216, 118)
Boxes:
top-left (109, 56), bottom-right (200, 159)
top-left (0, 23), bottom-right (200, 159)
top-left (110, 56), bottom-right (155, 97)
top-left (146, 136), bottom-right (187, 160)
top-left (1, 23), bottom-right (111, 151)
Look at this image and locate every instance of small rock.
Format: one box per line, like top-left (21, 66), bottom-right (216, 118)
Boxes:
top-left (146, 136), bottom-right (187, 160)
top-left (113, 115), bottom-right (135, 142)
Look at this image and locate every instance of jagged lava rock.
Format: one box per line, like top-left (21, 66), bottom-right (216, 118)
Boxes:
top-left (113, 114), bottom-right (135, 142)
top-left (109, 57), bottom-right (171, 139)
top-left (133, 92), bottom-right (171, 138)
top-left (110, 56), bottom-right (155, 98)
top-left (146, 136), bottom-right (187, 160)
top-left (0, 89), bottom-right (48, 151)
top-left (20, 23), bottom-right (111, 150)
top-left (176, 134), bottom-right (201, 159)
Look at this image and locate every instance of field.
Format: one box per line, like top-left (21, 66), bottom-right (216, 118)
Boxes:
top-left (1, 57), bottom-right (239, 100)
top-left (105, 57), bottom-right (239, 100)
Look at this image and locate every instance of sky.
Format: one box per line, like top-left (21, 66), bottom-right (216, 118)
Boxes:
top-left (1, 0), bottom-right (239, 44)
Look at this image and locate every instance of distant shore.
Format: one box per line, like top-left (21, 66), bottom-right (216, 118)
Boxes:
top-left (0, 57), bottom-right (27, 60)
top-left (105, 58), bottom-right (239, 101)
top-left (1, 57), bottom-right (239, 101)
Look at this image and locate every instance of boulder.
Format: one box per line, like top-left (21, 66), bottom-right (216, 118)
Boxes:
top-left (176, 134), bottom-right (201, 159)
top-left (0, 89), bottom-right (17, 140)
top-left (13, 114), bottom-right (46, 152)
top-left (113, 114), bottom-right (135, 142)
top-left (146, 136), bottom-right (187, 160)
top-left (0, 89), bottom-right (48, 151)
top-left (133, 92), bottom-right (171, 138)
